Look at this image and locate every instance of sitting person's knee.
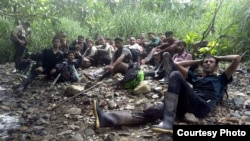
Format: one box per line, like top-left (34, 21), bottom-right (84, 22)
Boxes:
top-left (162, 52), bottom-right (171, 58)
top-left (169, 71), bottom-right (182, 78)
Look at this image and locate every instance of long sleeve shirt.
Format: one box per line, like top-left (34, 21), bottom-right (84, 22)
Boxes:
top-left (39, 48), bottom-right (64, 75)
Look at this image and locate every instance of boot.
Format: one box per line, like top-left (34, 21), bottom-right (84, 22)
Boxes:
top-left (93, 100), bottom-right (148, 129)
top-left (98, 71), bottom-right (111, 80)
top-left (17, 76), bottom-right (31, 91)
top-left (17, 68), bottom-right (38, 91)
top-left (158, 65), bottom-right (171, 83)
top-left (159, 52), bottom-right (173, 83)
top-left (159, 74), bottom-right (169, 83)
top-left (151, 93), bottom-right (178, 134)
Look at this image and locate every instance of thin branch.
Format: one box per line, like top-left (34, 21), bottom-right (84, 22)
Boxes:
top-left (194, 0), bottom-right (224, 53)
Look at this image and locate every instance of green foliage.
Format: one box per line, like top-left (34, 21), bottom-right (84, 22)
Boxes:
top-left (1, 0), bottom-right (250, 64)
top-left (0, 19), bottom-right (15, 64)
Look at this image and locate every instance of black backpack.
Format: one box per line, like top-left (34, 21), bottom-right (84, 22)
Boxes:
top-left (57, 62), bottom-right (78, 82)
top-left (129, 48), bottom-right (141, 63)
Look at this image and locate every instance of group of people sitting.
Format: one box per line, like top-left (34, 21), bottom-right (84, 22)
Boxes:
top-left (12, 28), bottom-right (242, 138)
top-left (15, 30), bottom-right (189, 90)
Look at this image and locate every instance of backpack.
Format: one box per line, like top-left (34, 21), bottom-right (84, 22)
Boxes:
top-left (129, 48), bottom-right (141, 63)
top-left (57, 62), bottom-right (79, 82)
top-left (119, 65), bottom-right (144, 90)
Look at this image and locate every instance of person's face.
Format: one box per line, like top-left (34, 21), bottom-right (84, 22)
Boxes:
top-left (130, 37), bottom-right (136, 45)
top-left (23, 25), bottom-right (29, 30)
top-left (141, 33), bottom-right (146, 38)
top-left (78, 38), bottom-right (84, 44)
top-left (61, 38), bottom-right (67, 45)
top-left (149, 34), bottom-right (155, 41)
top-left (202, 57), bottom-right (217, 75)
top-left (99, 38), bottom-right (106, 45)
top-left (53, 39), bottom-right (61, 48)
top-left (67, 53), bottom-right (75, 61)
top-left (136, 39), bottom-right (142, 44)
top-left (87, 41), bottom-right (93, 47)
top-left (177, 43), bottom-right (185, 53)
top-left (115, 40), bottom-right (123, 48)
top-left (159, 35), bottom-right (166, 41)
top-left (166, 34), bottom-right (174, 42)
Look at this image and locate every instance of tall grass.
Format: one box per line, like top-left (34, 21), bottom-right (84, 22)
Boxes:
top-left (0, 0), bottom-right (249, 64)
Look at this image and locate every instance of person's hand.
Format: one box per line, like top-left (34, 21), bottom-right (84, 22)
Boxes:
top-left (108, 65), bottom-right (114, 72)
top-left (50, 68), bottom-right (57, 75)
top-left (75, 51), bottom-right (81, 57)
top-left (36, 66), bottom-right (44, 72)
top-left (213, 56), bottom-right (221, 62)
top-left (75, 44), bottom-right (80, 50)
top-left (19, 40), bottom-right (25, 46)
top-left (141, 59), bottom-right (146, 64)
top-left (144, 42), bottom-right (150, 46)
top-left (76, 44), bottom-right (82, 50)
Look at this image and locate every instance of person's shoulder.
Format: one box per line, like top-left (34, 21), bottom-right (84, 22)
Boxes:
top-left (173, 39), bottom-right (180, 44)
top-left (122, 47), bottom-right (130, 51)
top-left (156, 37), bottom-right (161, 40)
top-left (58, 50), bottom-right (64, 54)
top-left (15, 25), bottom-right (22, 29)
top-left (43, 48), bottom-right (51, 52)
top-left (92, 46), bottom-right (97, 50)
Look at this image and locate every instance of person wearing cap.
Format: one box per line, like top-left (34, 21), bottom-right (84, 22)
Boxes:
top-left (10, 21), bottom-right (31, 72)
top-left (81, 39), bottom-right (97, 68)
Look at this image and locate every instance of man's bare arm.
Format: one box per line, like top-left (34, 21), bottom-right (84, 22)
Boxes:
top-left (111, 53), bottom-right (125, 67)
top-left (215, 55), bottom-right (241, 79)
top-left (175, 59), bottom-right (203, 78)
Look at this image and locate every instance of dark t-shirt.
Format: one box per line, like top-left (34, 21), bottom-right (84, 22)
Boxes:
top-left (41, 48), bottom-right (64, 75)
top-left (69, 40), bottom-right (87, 54)
top-left (187, 70), bottom-right (232, 108)
top-left (113, 47), bottom-right (133, 64)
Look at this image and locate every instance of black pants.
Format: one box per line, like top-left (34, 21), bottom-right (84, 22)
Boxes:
top-left (144, 52), bottom-right (177, 79)
top-left (96, 50), bottom-right (111, 66)
top-left (133, 71), bottom-right (211, 121)
top-left (168, 71), bottom-right (211, 118)
top-left (13, 42), bottom-right (26, 69)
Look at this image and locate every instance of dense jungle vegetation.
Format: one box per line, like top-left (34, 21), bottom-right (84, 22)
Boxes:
top-left (0, 0), bottom-right (250, 64)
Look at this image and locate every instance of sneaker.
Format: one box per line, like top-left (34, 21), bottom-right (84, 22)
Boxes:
top-left (16, 74), bottom-right (28, 80)
top-left (17, 85), bottom-right (25, 91)
top-left (159, 78), bottom-right (169, 84)
top-left (12, 69), bottom-right (18, 73)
